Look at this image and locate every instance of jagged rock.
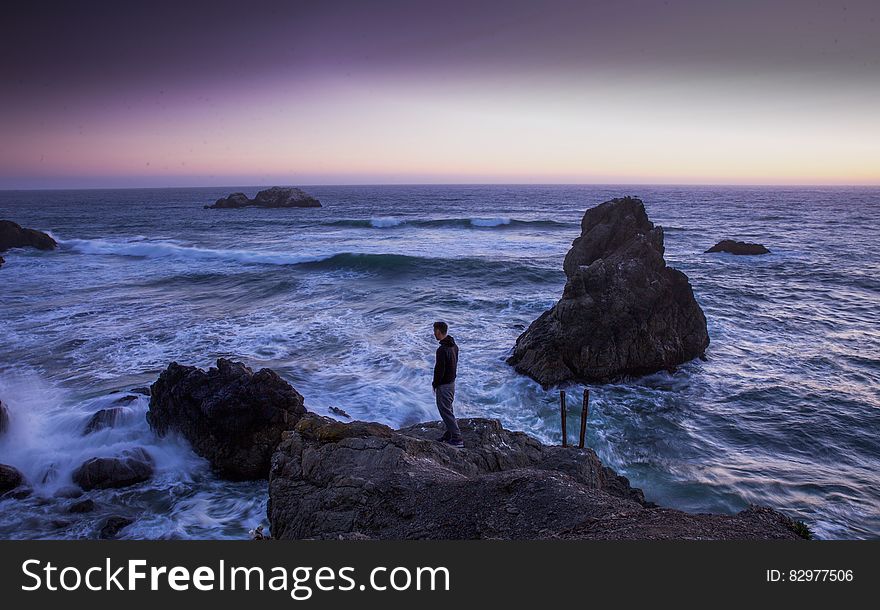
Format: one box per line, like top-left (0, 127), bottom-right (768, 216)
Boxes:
top-left (329, 406), bottom-right (351, 418)
top-left (0, 464), bottom-right (25, 493)
top-left (0, 220), bottom-right (57, 251)
top-left (0, 400), bottom-right (9, 435)
top-left (507, 197), bottom-right (709, 386)
top-left (205, 187), bottom-right (321, 209)
top-left (147, 358), bottom-right (307, 480)
top-left (72, 448), bottom-right (154, 490)
top-left (98, 516), bottom-right (133, 539)
top-left (706, 239), bottom-right (770, 255)
top-left (268, 415), bottom-right (799, 540)
top-left (129, 386), bottom-right (151, 396)
top-left (82, 406), bottom-right (133, 435)
top-left (0, 255), bottom-right (4, 267)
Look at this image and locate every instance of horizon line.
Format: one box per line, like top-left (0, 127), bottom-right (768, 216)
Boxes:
top-left (2, 181), bottom-right (880, 192)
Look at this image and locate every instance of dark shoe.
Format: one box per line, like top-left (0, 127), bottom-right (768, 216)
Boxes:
top-left (437, 431), bottom-right (450, 442)
top-left (444, 438), bottom-right (464, 449)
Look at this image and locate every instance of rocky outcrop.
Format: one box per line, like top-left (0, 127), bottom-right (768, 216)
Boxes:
top-left (147, 358), bottom-right (307, 480)
top-left (0, 400), bottom-right (9, 435)
top-left (0, 464), bottom-right (25, 493)
top-left (0, 220), bottom-right (57, 251)
top-left (205, 187), bottom-right (321, 209)
top-left (0, 255), bottom-right (4, 267)
top-left (507, 197), bottom-right (709, 386)
top-left (268, 415), bottom-right (801, 540)
top-left (72, 448), bottom-right (154, 490)
top-left (706, 239), bottom-right (770, 255)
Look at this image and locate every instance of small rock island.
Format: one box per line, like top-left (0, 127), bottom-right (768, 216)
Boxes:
top-left (205, 186), bottom-right (321, 209)
top-left (705, 240), bottom-right (770, 255)
top-left (0, 220), bottom-right (58, 267)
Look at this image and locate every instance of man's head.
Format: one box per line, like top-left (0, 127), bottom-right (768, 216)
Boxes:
top-left (433, 320), bottom-right (448, 340)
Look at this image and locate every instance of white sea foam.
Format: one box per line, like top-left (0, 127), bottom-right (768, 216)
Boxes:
top-left (57, 236), bottom-right (330, 266)
top-left (470, 217), bottom-right (512, 227)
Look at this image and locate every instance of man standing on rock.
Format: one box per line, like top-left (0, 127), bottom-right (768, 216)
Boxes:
top-left (432, 321), bottom-right (463, 448)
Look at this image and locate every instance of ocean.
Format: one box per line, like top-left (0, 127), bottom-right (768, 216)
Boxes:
top-left (0, 185), bottom-right (878, 540)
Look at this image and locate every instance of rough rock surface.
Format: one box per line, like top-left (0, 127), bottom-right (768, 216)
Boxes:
top-left (0, 255), bottom-right (4, 267)
top-left (0, 220), bottom-right (57, 251)
top-left (268, 415), bottom-right (801, 540)
top-left (205, 187), bottom-right (321, 209)
top-left (0, 464), bottom-right (25, 493)
top-left (0, 400), bottom-right (9, 435)
top-left (507, 197), bottom-right (709, 386)
top-left (706, 239), bottom-right (770, 255)
top-left (72, 448), bottom-right (154, 490)
top-left (147, 358), bottom-right (307, 479)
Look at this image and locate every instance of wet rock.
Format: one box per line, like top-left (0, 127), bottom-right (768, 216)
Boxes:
top-left (113, 394), bottom-right (139, 404)
top-left (0, 463), bottom-right (25, 493)
top-left (268, 415), bottom-right (802, 540)
top-left (130, 386), bottom-right (151, 396)
top-left (0, 220), bottom-right (57, 252)
top-left (205, 187), bottom-right (321, 209)
top-left (0, 400), bottom-right (9, 435)
top-left (0, 255), bottom-right (4, 267)
top-left (147, 358), bottom-right (307, 480)
top-left (72, 448), bottom-right (154, 490)
top-left (507, 197), bottom-right (709, 386)
top-left (329, 406), bottom-right (351, 418)
top-left (67, 499), bottom-right (96, 514)
top-left (98, 516), bottom-right (133, 539)
top-left (82, 406), bottom-right (132, 434)
top-left (705, 239), bottom-right (770, 255)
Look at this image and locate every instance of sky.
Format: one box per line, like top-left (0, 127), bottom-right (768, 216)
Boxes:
top-left (1, 0), bottom-right (878, 188)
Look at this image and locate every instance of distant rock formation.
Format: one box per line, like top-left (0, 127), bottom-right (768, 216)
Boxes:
top-left (147, 358), bottom-right (307, 480)
top-left (507, 197), bottom-right (709, 386)
top-left (71, 448), bottom-right (154, 490)
top-left (268, 414), bottom-right (804, 540)
top-left (706, 239), bottom-right (770, 255)
top-left (205, 186), bottom-right (321, 209)
top-left (0, 220), bottom-right (57, 253)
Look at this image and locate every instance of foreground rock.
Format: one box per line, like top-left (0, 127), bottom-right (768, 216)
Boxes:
top-left (0, 220), bottom-right (57, 252)
top-left (268, 415), bottom-right (802, 540)
top-left (72, 448), bottom-right (154, 490)
top-left (507, 197), bottom-right (709, 386)
top-left (147, 358), bottom-right (307, 479)
top-left (706, 239), bottom-right (770, 255)
top-left (205, 186), bottom-right (321, 209)
top-left (0, 464), bottom-right (25, 493)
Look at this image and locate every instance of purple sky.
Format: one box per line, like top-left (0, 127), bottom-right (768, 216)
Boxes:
top-left (2, 0), bottom-right (878, 188)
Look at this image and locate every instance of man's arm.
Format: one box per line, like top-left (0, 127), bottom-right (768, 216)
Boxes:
top-left (432, 346), bottom-right (445, 389)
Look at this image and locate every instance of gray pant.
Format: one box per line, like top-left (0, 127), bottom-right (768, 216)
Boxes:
top-left (435, 382), bottom-right (461, 441)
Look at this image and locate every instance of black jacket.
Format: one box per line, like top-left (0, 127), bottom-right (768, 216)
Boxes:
top-left (433, 335), bottom-right (459, 388)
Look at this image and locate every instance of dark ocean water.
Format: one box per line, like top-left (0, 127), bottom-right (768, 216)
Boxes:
top-left (0, 185), bottom-right (878, 539)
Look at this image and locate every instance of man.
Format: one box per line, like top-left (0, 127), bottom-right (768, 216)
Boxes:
top-left (432, 320), bottom-right (463, 448)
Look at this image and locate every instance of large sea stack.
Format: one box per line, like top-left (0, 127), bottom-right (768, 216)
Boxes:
top-left (205, 186), bottom-right (321, 209)
top-left (507, 197), bottom-right (709, 386)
